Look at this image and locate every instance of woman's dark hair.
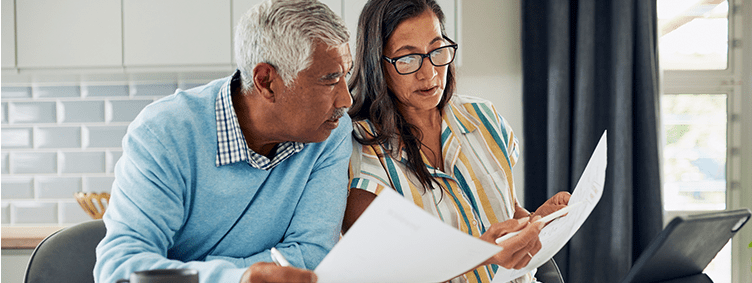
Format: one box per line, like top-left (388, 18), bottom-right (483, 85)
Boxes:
top-left (348, 0), bottom-right (456, 192)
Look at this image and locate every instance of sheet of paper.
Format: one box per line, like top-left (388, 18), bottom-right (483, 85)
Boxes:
top-left (492, 131), bottom-right (608, 282)
top-left (314, 188), bottom-right (502, 283)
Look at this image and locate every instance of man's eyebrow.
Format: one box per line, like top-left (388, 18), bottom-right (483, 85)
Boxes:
top-left (319, 71), bottom-right (345, 82)
top-left (319, 65), bottom-right (353, 82)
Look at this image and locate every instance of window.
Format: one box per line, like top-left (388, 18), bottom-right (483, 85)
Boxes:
top-left (657, 0), bottom-right (750, 282)
top-left (659, 0), bottom-right (729, 70)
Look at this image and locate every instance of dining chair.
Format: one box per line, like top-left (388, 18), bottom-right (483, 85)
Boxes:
top-left (24, 219), bottom-right (106, 283)
top-left (536, 258), bottom-right (565, 283)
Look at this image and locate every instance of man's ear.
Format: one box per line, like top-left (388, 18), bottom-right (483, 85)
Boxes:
top-left (252, 63), bottom-right (278, 102)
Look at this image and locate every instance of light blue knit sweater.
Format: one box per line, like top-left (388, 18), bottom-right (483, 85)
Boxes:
top-left (94, 75), bottom-right (352, 283)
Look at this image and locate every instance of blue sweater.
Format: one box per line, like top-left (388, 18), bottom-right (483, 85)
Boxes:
top-left (94, 76), bottom-right (352, 283)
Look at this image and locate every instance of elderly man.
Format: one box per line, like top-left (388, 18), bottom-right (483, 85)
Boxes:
top-left (94, 1), bottom-right (352, 282)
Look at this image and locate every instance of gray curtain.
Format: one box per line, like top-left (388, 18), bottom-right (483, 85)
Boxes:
top-left (521, 0), bottom-right (664, 282)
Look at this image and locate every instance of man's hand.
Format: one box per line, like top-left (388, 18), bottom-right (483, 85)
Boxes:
top-left (240, 262), bottom-right (317, 283)
top-left (533, 191), bottom-right (571, 219)
top-left (479, 217), bottom-right (544, 269)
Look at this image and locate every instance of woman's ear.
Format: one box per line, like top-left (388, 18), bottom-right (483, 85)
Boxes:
top-left (252, 63), bottom-right (277, 102)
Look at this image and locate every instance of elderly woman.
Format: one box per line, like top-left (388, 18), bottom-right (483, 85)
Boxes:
top-left (343, 0), bottom-right (570, 282)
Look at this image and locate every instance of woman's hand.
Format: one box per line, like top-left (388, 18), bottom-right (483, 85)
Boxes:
top-left (533, 191), bottom-right (571, 219)
top-left (240, 262), bottom-right (317, 283)
top-left (478, 216), bottom-right (544, 270)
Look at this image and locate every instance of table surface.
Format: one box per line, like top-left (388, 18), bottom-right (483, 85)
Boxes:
top-left (1, 226), bottom-right (65, 249)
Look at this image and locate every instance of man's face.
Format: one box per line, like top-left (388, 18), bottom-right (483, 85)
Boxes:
top-left (273, 42), bottom-right (353, 143)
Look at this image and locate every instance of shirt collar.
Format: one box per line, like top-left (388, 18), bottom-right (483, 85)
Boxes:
top-left (446, 99), bottom-right (479, 134)
top-left (215, 70), bottom-right (305, 170)
top-left (354, 99), bottom-right (480, 163)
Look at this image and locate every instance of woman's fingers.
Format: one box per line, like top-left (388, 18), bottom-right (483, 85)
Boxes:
top-left (479, 217), bottom-right (529, 244)
top-left (552, 191), bottom-right (571, 205)
top-left (534, 192), bottom-right (572, 218)
top-left (494, 219), bottom-right (544, 269)
top-left (513, 232), bottom-right (543, 269)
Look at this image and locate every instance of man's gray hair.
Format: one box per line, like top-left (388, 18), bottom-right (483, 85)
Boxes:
top-left (235, 0), bottom-right (349, 91)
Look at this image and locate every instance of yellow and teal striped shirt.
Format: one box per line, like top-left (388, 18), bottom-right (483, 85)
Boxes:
top-left (349, 95), bottom-right (529, 283)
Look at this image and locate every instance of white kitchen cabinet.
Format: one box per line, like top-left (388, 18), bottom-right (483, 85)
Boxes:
top-left (2, 0), bottom-right (15, 68)
top-left (342, 0), bottom-right (369, 55)
top-left (233, 0), bottom-right (265, 30)
top-left (123, 0), bottom-right (232, 67)
top-left (231, 0), bottom-right (342, 66)
top-left (15, 0), bottom-right (122, 68)
top-left (342, 0), bottom-right (457, 57)
top-left (232, 0), bottom-right (342, 32)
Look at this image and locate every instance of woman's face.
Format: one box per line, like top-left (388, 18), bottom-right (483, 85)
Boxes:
top-left (383, 11), bottom-right (449, 114)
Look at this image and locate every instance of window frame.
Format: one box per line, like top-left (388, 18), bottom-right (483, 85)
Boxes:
top-left (658, 0), bottom-right (751, 282)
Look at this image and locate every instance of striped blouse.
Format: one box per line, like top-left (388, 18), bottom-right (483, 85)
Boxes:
top-left (349, 95), bottom-right (531, 283)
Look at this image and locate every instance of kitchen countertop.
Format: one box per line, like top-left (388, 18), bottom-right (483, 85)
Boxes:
top-left (2, 226), bottom-right (66, 249)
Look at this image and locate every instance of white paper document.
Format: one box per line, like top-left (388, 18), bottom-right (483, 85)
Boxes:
top-left (315, 131), bottom-right (608, 283)
top-left (492, 131), bottom-right (608, 282)
top-left (314, 188), bottom-right (502, 283)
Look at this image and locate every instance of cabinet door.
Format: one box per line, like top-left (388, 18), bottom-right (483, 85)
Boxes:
top-left (1, 0), bottom-right (15, 68)
top-left (343, 0), bottom-right (456, 42)
top-left (342, 0), bottom-right (458, 63)
top-left (15, 0), bottom-right (122, 68)
top-left (124, 0), bottom-right (232, 66)
top-left (231, 0), bottom-right (342, 66)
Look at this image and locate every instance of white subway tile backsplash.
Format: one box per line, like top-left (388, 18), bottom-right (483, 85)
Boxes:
top-left (60, 101), bottom-right (105, 123)
top-left (33, 85), bottom-right (80, 98)
top-left (11, 152), bottom-right (57, 174)
top-left (84, 85), bottom-right (129, 97)
top-left (2, 102), bottom-right (7, 124)
top-left (11, 202), bottom-right (58, 224)
top-left (107, 150), bottom-right (123, 173)
top-left (131, 83), bottom-right (177, 97)
top-left (60, 201), bottom-right (92, 224)
top-left (9, 102), bottom-right (57, 124)
top-left (1, 177), bottom-right (34, 199)
top-left (2, 202), bottom-right (10, 224)
top-left (60, 151), bottom-right (105, 174)
top-left (107, 100), bottom-right (153, 122)
top-left (1, 86), bottom-right (32, 99)
top-left (1, 127), bottom-right (33, 148)
top-left (2, 81), bottom-right (180, 227)
top-left (84, 176), bottom-right (115, 193)
top-left (36, 176), bottom-right (82, 199)
top-left (35, 126), bottom-right (82, 148)
top-left (86, 125), bottom-right (127, 148)
top-left (178, 82), bottom-right (206, 91)
top-left (2, 152), bottom-right (9, 174)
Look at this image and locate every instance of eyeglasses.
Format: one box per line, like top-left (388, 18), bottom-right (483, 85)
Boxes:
top-left (383, 39), bottom-right (458, 75)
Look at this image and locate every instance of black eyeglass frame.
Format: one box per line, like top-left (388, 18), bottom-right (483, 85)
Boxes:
top-left (382, 36), bottom-right (458, 75)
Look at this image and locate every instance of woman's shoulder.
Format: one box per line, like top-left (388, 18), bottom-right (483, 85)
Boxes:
top-left (447, 94), bottom-right (516, 131)
top-left (447, 94), bottom-right (502, 121)
top-left (450, 94), bottom-right (496, 108)
top-left (351, 119), bottom-right (376, 139)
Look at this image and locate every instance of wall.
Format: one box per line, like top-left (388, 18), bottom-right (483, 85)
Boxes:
top-left (0, 0), bottom-right (523, 281)
top-left (1, 79), bottom-right (217, 225)
top-left (456, 1), bottom-right (525, 203)
top-left (0, 0), bottom-right (524, 227)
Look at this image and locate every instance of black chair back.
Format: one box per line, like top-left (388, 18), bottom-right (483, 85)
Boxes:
top-left (24, 220), bottom-right (106, 283)
top-left (536, 258), bottom-right (565, 283)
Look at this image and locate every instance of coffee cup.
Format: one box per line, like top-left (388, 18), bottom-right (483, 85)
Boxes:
top-left (115, 268), bottom-right (198, 283)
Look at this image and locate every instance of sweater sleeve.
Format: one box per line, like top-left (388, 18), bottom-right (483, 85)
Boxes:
top-left (94, 121), bottom-right (246, 283)
top-left (199, 116), bottom-right (354, 270)
top-left (278, 117), bottom-right (353, 269)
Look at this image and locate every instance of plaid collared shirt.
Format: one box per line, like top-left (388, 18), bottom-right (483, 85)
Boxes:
top-left (215, 71), bottom-right (305, 170)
